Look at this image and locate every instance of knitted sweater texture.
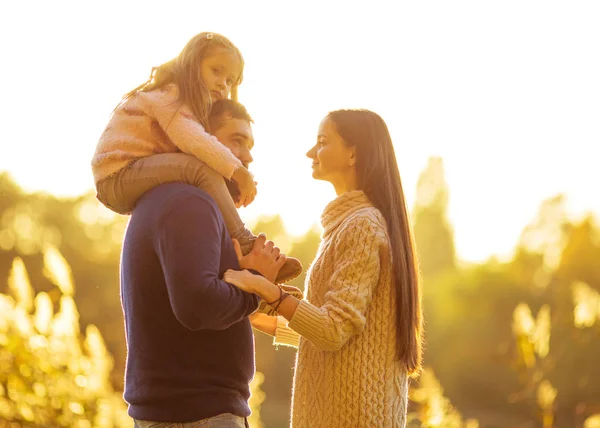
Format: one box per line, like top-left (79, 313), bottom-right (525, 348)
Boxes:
top-left (275, 190), bottom-right (409, 428)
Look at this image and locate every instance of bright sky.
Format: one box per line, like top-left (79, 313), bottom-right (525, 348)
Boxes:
top-left (1, 1), bottom-right (598, 262)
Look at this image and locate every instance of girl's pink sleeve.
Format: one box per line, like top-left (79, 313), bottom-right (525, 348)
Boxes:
top-left (140, 86), bottom-right (242, 180)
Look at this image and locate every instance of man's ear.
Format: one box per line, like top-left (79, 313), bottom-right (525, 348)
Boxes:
top-left (208, 112), bottom-right (233, 133)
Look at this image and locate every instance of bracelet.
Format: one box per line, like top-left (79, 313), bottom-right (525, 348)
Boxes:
top-left (274, 292), bottom-right (291, 312)
top-left (265, 286), bottom-right (283, 306)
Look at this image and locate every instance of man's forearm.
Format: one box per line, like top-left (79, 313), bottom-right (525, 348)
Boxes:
top-left (167, 276), bottom-right (259, 331)
top-left (156, 193), bottom-right (259, 331)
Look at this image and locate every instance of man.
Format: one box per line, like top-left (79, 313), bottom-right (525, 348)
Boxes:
top-left (121, 100), bottom-right (285, 427)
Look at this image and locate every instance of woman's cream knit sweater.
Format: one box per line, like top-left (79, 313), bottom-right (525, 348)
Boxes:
top-left (275, 190), bottom-right (408, 428)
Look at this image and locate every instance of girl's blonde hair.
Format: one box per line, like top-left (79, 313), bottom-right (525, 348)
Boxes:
top-left (120, 32), bottom-right (244, 132)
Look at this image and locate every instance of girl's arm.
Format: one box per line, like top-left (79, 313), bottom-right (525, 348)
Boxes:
top-left (140, 85), bottom-right (242, 180)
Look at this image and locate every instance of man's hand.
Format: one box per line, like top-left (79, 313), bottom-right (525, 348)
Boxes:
top-left (232, 233), bottom-right (286, 283)
top-left (231, 166), bottom-right (257, 208)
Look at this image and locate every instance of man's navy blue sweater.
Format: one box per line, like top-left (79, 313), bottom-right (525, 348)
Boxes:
top-left (120, 183), bottom-right (260, 422)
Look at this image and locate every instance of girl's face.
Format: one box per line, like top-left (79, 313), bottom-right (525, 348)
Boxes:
top-left (306, 116), bottom-right (357, 193)
top-left (200, 48), bottom-right (242, 102)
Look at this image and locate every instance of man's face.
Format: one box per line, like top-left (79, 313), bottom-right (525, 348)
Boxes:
top-left (211, 114), bottom-right (254, 167)
top-left (211, 113), bottom-right (254, 202)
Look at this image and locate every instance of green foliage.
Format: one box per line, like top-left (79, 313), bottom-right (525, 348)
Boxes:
top-left (0, 174), bottom-right (128, 390)
top-left (0, 255), bottom-right (130, 427)
top-left (408, 368), bottom-right (480, 428)
top-left (413, 157), bottom-right (456, 277)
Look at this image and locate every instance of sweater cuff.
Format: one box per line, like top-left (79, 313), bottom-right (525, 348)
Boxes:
top-left (287, 300), bottom-right (324, 341)
top-left (225, 162), bottom-right (243, 181)
top-left (274, 316), bottom-right (300, 348)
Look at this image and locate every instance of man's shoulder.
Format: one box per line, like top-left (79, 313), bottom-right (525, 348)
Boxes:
top-left (135, 183), bottom-right (221, 220)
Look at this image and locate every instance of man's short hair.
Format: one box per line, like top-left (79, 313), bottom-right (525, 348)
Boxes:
top-left (209, 99), bottom-right (253, 132)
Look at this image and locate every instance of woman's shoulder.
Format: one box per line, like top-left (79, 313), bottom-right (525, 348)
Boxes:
top-left (339, 206), bottom-right (388, 241)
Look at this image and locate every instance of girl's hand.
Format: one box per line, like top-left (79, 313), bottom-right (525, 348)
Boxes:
top-left (224, 269), bottom-right (272, 294)
top-left (232, 235), bottom-right (287, 284)
top-left (231, 166), bottom-right (257, 208)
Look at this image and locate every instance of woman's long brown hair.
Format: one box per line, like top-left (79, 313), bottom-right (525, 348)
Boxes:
top-left (327, 109), bottom-right (423, 377)
top-left (118, 32), bottom-right (244, 132)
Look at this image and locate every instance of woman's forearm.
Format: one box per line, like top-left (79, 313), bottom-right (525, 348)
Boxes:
top-left (249, 313), bottom-right (277, 336)
top-left (255, 281), bottom-right (301, 322)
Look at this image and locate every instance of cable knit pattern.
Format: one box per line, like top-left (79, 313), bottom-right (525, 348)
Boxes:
top-left (275, 190), bottom-right (409, 428)
top-left (91, 84), bottom-right (242, 184)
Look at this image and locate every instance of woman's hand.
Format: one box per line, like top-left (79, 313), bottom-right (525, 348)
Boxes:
top-left (225, 269), bottom-right (301, 321)
top-left (224, 269), bottom-right (272, 294)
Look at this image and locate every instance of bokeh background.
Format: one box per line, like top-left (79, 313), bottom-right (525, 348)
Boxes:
top-left (1, 1), bottom-right (599, 427)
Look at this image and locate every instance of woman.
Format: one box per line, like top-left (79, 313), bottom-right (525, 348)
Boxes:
top-left (224, 109), bottom-right (423, 428)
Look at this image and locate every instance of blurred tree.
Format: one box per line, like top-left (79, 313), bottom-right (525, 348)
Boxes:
top-left (287, 225), bottom-right (321, 291)
top-left (0, 254), bottom-right (130, 426)
top-left (0, 174), bottom-right (128, 389)
top-left (248, 372), bottom-right (266, 428)
top-left (252, 215), bottom-right (287, 245)
top-left (412, 156), bottom-right (456, 278)
top-left (408, 368), bottom-right (480, 428)
top-left (545, 215), bottom-right (600, 426)
top-left (512, 196), bottom-right (600, 425)
top-left (421, 260), bottom-right (534, 425)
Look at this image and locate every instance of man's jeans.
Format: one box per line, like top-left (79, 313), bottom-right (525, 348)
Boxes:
top-left (133, 413), bottom-right (249, 428)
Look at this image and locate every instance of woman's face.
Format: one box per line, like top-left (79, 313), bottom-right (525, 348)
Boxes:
top-left (306, 116), bottom-right (356, 189)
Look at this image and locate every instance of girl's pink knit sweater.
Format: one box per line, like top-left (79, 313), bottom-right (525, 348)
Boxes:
top-left (91, 84), bottom-right (242, 185)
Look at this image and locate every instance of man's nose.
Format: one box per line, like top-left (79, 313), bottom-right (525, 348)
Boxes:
top-left (306, 145), bottom-right (316, 158)
top-left (242, 149), bottom-right (253, 165)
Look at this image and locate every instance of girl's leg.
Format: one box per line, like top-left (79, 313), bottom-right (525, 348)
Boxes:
top-left (97, 153), bottom-right (303, 282)
top-left (98, 153), bottom-right (254, 246)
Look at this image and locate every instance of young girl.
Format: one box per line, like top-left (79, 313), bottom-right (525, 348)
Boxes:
top-left (91, 31), bottom-right (301, 284)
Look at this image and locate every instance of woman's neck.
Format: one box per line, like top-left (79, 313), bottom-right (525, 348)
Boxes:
top-left (331, 172), bottom-right (358, 196)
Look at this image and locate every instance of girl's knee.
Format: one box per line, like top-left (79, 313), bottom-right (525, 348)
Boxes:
top-left (185, 159), bottom-right (222, 185)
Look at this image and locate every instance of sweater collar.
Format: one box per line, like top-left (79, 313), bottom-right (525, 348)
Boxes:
top-left (321, 190), bottom-right (372, 237)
